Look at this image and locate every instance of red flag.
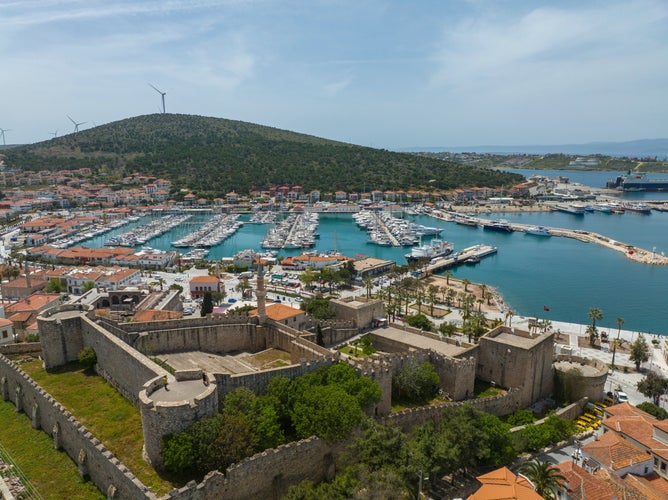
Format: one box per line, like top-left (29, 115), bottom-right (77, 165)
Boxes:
top-left (543, 305), bottom-right (550, 312)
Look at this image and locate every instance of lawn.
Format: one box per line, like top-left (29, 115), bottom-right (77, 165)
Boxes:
top-left (339, 345), bottom-right (373, 358)
top-left (0, 399), bottom-right (105, 499)
top-left (474, 379), bottom-right (507, 398)
top-left (19, 358), bottom-right (176, 496)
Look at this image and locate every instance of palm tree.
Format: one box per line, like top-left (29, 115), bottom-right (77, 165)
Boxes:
top-left (462, 278), bottom-right (471, 292)
top-left (444, 269), bottom-right (452, 285)
top-left (519, 458), bottom-right (566, 499)
top-left (612, 317), bottom-right (624, 369)
top-left (447, 288), bottom-right (457, 307)
top-left (587, 307), bottom-right (603, 329)
top-left (362, 276), bottom-right (373, 299)
top-left (587, 307), bottom-right (603, 346)
top-left (427, 285), bottom-right (439, 316)
top-left (504, 309), bottom-right (514, 327)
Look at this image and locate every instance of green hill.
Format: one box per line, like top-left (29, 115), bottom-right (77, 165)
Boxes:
top-left (3, 114), bottom-right (523, 196)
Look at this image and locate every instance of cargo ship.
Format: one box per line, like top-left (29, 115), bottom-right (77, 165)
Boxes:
top-left (606, 172), bottom-right (668, 191)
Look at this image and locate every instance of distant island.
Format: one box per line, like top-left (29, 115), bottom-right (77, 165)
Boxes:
top-left (398, 138), bottom-right (668, 159)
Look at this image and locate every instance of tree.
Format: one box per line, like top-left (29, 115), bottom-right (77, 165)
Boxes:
top-left (630, 334), bottom-right (650, 371)
top-left (427, 285), bottom-right (439, 316)
top-left (211, 290), bottom-right (227, 305)
top-left (405, 313), bottom-right (434, 331)
top-left (587, 308), bottom-right (603, 345)
top-left (444, 269), bottom-right (452, 285)
top-left (235, 278), bottom-right (252, 298)
top-left (45, 278), bottom-right (62, 293)
top-left (392, 360), bottom-right (440, 404)
top-left (461, 278), bottom-right (471, 292)
top-left (438, 321), bottom-right (457, 338)
top-left (78, 347), bottom-right (97, 371)
top-left (304, 297), bottom-right (336, 319)
top-left (362, 276), bottom-right (374, 299)
top-left (519, 458), bottom-right (566, 499)
top-left (637, 372), bottom-right (668, 405)
top-left (82, 280), bottom-right (96, 293)
top-left (637, 402), bottom-right (668, 420)
top-left (200, 291), bottom-right (213, 316)
top-left (612, 317), bottom-right (624, 369)
top-left (554, 367), bottom-right (586, 405)
top-left (586, 324), bottom-right (599, 347)
top-left (291, 384), bottom-right (364, 442)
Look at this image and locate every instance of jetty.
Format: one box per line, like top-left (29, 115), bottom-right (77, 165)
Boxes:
top-left (431, 210), bottom-right (668, 266)
top-left (425, 244), bottom-right (497, 273)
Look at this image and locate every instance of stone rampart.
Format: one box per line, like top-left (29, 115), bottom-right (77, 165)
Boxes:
top-left (81, 316), bottom-right (165, 406)
top-left (0, 343), bottom-right (41, 356)
top-left (379, 387), bottom-right (523, 432)
top-left (214, 358), bottom-right (334, 400)
top-left (139, 374), bottom-right (218, 469)
top-left (554, 354), bottom-right (608, 402)
top-left (164, 437), bottom-right (333, 500)
top-left (0, 354), bottom-right (155, 499)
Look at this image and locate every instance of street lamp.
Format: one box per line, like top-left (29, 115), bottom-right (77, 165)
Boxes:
top-left (416, 469), bottom-right (428, 499)
top-left (572, 439), bottom-right (581, 463)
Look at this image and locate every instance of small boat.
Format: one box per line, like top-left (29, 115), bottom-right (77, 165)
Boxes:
top-left (525, 226), bottom-right (552, 237)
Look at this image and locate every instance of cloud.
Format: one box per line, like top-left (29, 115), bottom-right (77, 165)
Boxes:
top-left (429, 0), bottom-right (668, 90)
top-left (322, 76), bottom-right (353, 97)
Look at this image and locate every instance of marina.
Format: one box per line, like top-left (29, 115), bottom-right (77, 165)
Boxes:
top-left (33, 169), bottom-right (668, 332)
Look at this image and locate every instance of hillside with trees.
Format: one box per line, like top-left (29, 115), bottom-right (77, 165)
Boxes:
top-left (3, 114), bottom-right (523, 197)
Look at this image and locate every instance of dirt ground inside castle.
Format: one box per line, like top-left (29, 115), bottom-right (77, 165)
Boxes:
top-left (155, 348), bottom-right (292, 374)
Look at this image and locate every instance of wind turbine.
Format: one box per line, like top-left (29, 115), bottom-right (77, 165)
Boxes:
top-left (67, 115), bottom-right (86, 133)
top-left (50, 130), bottom-right (58, 138)
top-left (0, 128), bottom-right (11, 146)
top-left (149, 83), bottom-right (166, 113)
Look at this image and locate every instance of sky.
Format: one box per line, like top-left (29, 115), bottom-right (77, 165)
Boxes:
top-left (1, 0), bottom-right (667, 149)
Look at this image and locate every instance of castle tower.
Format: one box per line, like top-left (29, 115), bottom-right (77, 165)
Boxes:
top-left (255, 259), bottom-right (268, 324)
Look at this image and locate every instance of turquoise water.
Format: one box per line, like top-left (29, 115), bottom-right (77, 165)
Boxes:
top-left (79, 209), bottom-right (668, 334)
top-left (75, 169), bottom-right (668, 333)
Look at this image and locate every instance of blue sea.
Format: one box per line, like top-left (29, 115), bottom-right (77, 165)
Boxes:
top-left (79, 169), bottom-right (668, 334)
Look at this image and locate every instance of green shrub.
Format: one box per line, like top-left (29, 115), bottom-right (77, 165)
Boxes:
top-left (78, 347), bottom-right (97, 370)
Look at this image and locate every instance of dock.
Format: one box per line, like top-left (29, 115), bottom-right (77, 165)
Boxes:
top-left (430, 210), bottom-right (668, 266)
top-left (426, 244), bottom-right (497, 273)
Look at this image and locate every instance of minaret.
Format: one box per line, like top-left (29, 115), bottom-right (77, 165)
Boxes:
top-left (255, 258), bottom-right (268, 324)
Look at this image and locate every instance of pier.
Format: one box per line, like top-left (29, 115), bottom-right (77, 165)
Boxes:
top-left (432, 210), bottom-right (668, 266)
top-left (425, 244), bottom-right (498, 273)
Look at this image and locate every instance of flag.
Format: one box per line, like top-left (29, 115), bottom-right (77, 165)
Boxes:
top-left (543, 305), bottom-right (550, 312)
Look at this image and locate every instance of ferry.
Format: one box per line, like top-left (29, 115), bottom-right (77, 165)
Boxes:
top-left (525, 226), bottom-right (552, 237)
top-left (404, 239), bottom-right (454, 263)
top-left (622, 202), bottom-right (652, 214)
top-left (607, 172), bottom-right (668, 191)
top-left (482, 219), bottom-right (513, 233)
top-left (555, 203), bottom-right (585, 215)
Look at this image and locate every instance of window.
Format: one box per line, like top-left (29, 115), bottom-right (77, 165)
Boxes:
top-left (2, 331), bottom-right (7, 338)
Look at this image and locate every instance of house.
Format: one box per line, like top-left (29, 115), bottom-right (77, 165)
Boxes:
top-left (582, 428), bottom-right (653, 477)
top-left (554, 461), bottom-right (617, 500)
top-left (249, 303), bottom-right (306, 330)
top-left (597, 402), bottom-right (668, 485)
top-left (0, 318), bottom-right (15, 344)
top-left (468, 466), bottom-right (541, 499)
top-left (0, 276), bottom-right (48, 300)
top-left (189, 275), bottom-right (224, 298)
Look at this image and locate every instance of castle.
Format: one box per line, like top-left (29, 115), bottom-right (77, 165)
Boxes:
top-left (0, 272), bottom-right (573, 498)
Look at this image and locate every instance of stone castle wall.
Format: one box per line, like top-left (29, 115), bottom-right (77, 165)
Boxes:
top-left (165, 437), bottom-right (333, 500)
top-left (555, 354), bottom-right (608, 402)
top-left (0, 342), bottom-right (41, 356)
top-left (379, 387), bottom-right (523, 432)
top-left (214, 358), bottom-right (334, 400)
top-left (81, 316), bottom-right (165, 406)
top-left (477, 328), bottom-right (555, 407)
top-left (139, 373), bottom-right (219, 469)
top-left (0, 354), bottom-right (156, 499)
